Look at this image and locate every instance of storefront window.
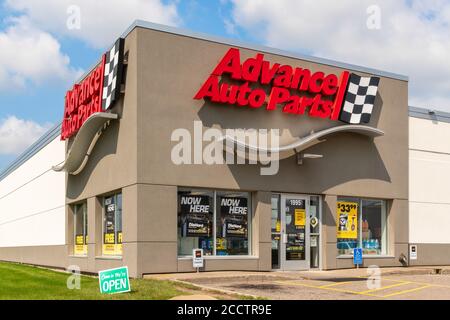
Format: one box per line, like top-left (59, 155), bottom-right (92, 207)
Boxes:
top-left (73, 202), bottom-right (87, 256)
top-left (361, 199), bottom-right (386, 255)
top-left (336, 197), bottom-right (387, 256)
top-left (216, 192), bottom-right (250, 256)
top-left (177, 189), bottom-right (251, 257)
top-left (103, 193), bottom-right (122, 256)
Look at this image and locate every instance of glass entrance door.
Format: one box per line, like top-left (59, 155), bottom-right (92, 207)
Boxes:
top-left (280, 195), bottom-right (310, 270)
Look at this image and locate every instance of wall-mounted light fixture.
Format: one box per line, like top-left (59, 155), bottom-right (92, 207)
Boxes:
top-left (297, 153), bottom-right (323, 165)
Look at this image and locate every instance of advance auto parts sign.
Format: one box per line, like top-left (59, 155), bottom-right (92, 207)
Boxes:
top-left (61, 38), bottom-right (124, 140)
top-left (194, 48), bottom-right (381, 125)
top-left (336, 201), bottom-right (358, 239)
top-left (180, 195), bottom-right (211, 237)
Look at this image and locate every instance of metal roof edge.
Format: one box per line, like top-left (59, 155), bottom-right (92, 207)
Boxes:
top-left (123, 19), bottom-right (409, 82)
top-left (0, 122), bottom-right (62, 182)
top-left (409, 106), bottom-right (450, 123)
top-left (72, 19), bottom-right (409, 97)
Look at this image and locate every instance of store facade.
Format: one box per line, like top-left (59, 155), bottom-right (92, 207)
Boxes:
top-left (0, 21), bottom-right (409, 277)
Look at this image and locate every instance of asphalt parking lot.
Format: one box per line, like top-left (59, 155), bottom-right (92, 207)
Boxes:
top-left (147, 267), bottom-right (450, 300)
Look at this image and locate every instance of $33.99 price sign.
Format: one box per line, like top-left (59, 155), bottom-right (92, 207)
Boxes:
top-left (336, 201), bottom-right (358, 239)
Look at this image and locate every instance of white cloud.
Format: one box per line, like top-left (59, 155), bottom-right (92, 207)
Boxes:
top-left (229, 0), bottom-right (450, 111)
top-left (223, 18), bottom-right (237, 35)
top-left (5, 0), bottom-right (180, 48)
top-left (0, 116), bottom-right (52, 155)
top-left (0, 16), bottom-right (83, 90)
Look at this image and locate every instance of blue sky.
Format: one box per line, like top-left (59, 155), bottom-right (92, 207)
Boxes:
top-left (0, 2), bottom-right (231, 123)
top-left (1, 0), bottom-right (450, 171)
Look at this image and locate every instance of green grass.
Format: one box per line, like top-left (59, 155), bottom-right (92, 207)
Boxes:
top-left (0, 261), bottom-right (187, 300)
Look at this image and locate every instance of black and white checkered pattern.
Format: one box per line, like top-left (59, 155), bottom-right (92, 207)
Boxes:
top-left (102, 38), bottom-right (125, 110)
top-left (339, 73), bottom-right (380, 124)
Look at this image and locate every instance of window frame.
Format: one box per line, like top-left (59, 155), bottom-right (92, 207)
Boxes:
top-left (73, 201), bottom-right (88, 256)
top-left (336, 197), bottom-right (389, 257)
top-left (102, 192), bottom-right (123, 257)
top-left (177, 188), bottom-right (253, 258)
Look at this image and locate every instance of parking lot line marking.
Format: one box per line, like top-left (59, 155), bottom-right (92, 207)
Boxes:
top-left (319, 282), bottom-right (353, 288)
top-left (358, 281), bottom-right (411, 294)
top-left (360, 275), bottom-right (450, 290)
top-left (274, 277), bottom-right (443, 299)
top-left (381, 285), bottom-right (431, 298)
top-left (319, 286), bottom-right (382, 297)
top-left (274, 280), bottom-right (383, 298)
top-left (357, 275), bottom-right (407, 283)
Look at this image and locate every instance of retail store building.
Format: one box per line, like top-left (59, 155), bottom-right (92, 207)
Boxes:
top-left (0, 20), bottom-right (440, 278)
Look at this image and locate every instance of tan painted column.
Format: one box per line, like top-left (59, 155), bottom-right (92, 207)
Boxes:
top-left (133, 184), bottom-right (178, 276)
top-left (322, 195), bottom-right (338, 270)
top-left (253, 191), bottom-right (272, 271)
top-left (391, 199), bottom-right (409, 265)
top-left (122, 184), bottom-right (139, 277)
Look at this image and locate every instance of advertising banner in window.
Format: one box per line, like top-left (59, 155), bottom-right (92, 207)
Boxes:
top-left (103, 196), bottom-right (122, 255)
top-left (220, 197), bottom-right (248, 239)
top-left (180, 195), bottom-right (211, 215)
top-left (219, 197), bottom-right (248, 215)
top-left (74, 234), bottom-right (87, 255)
top-left (183, 217), bottom-right (210, 237)
top-left (336, 201), bottom-right (358, 239)
top-left (180, 195), bottom-right (212, 238)
top-left (222, 217), bottom-right (247, 238)
top-left (294, 208), bottom-right (306, 227)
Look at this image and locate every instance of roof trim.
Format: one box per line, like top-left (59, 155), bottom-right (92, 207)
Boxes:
top-left (120, 19), bottom-right (408, 82)
top-left (0, 122), bottom-right (62, 182)
top-left (409, 106), bottom-right (450, 124)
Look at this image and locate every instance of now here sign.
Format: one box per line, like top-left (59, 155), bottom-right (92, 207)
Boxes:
top-left (98, 266), bottom-right (131, 294)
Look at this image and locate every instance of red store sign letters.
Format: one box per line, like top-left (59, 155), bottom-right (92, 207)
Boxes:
top-left (194, 48), bottom-right (350, 121)
top-left (61, 55), bottom-right (105, 140)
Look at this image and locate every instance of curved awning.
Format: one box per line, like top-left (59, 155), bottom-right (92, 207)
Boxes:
top-left (52, 112), bottom-right (118, 175)
top-left (224, 125), bottom-right (384, 160)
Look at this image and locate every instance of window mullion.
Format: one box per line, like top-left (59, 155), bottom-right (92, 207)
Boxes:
top-left (359, 199), bottom-right (363, 249)
top-left (213, 191), bottom-right (217, 256)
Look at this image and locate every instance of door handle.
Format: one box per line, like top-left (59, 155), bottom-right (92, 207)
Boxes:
top-left (283, 233), bottom-right (288, 244)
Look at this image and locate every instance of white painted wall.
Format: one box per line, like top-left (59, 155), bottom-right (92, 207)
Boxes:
top-left (0, 136), bottom-right (66, 247)
top-left (409, 116), bottom-right (450, 244)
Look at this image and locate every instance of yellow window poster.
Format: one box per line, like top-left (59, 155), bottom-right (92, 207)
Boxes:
top-left (336, 201), bottom-right (358, 239)
top-left (103, 232), bottom-right (122, 256)
top-left (275, 220), bottom-right (281, 232)
top-left (74, 235), bottom-right (87, 255)
top-left (294, 209), bottom-right (306, 227)
top-left (103, 244), bottom-right (122, 255)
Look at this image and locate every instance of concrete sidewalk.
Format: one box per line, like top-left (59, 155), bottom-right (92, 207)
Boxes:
top-left (146, 266), bottom-right (450, 281)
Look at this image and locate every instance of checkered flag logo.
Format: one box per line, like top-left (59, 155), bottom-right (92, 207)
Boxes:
top-left (339, 73), bottom-right (380, 124)
top-left (102, 38), bottom-right (125, 110)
